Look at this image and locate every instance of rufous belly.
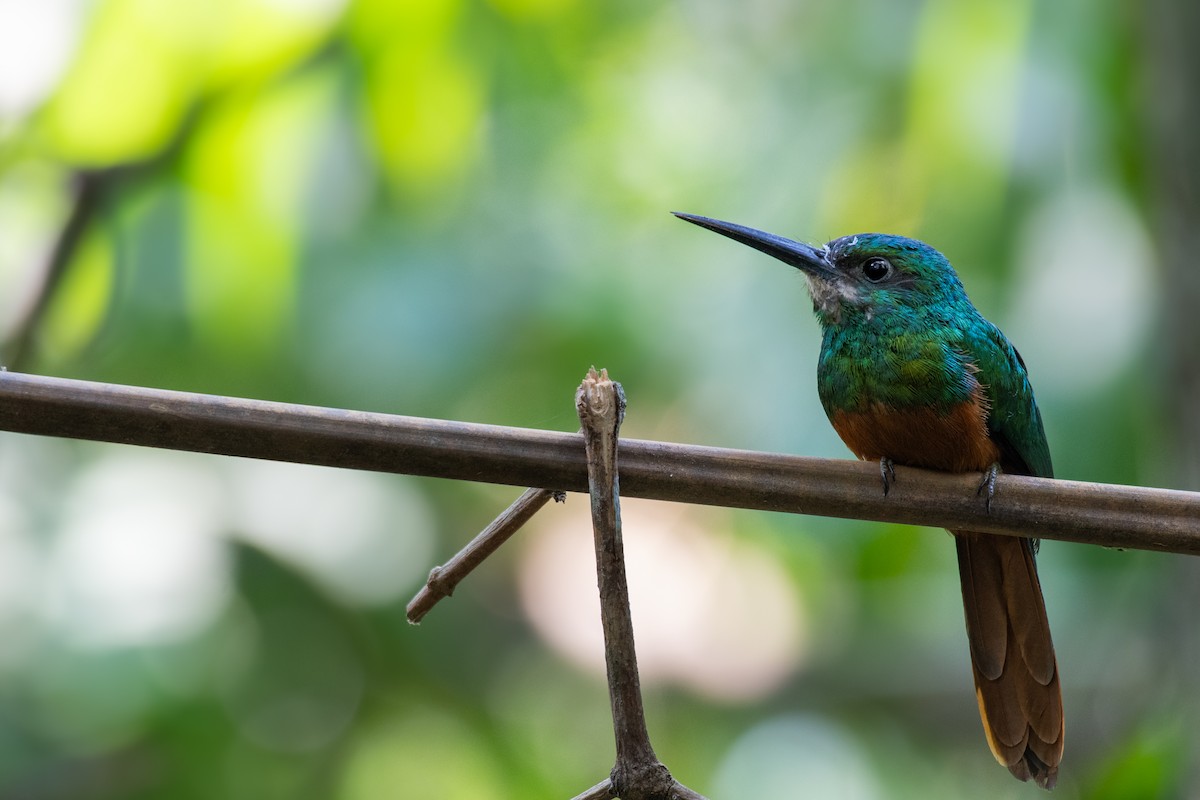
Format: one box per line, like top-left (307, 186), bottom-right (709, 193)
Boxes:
top-left (829, 399), bottom-right (1000, 473)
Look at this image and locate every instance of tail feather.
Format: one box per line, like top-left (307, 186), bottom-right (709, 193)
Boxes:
top-left (956, 532), bottom-right (1008, 680)
top-left (999, 539), bottom-right (1056, 685)
top-left (955, 532), bottom-right (1064, 790)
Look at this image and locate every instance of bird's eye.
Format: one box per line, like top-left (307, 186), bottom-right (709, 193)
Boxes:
top-left (862, 257), bottom-right (891, 282)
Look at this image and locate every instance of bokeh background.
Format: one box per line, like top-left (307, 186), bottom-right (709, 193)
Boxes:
top-left (0, 0), bottom-right (1197, 797)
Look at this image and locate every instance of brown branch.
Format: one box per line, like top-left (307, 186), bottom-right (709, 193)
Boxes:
top-left (2, 109), bottom-right (200, 370)
top-left (576, 368), bottom-right (706, 800)
top-left (406, 487), bottom-right (557, 623)
top-left (0, 371), bottom-right (1195, 552)
top-left (1, 38), bottom-right (346, 370)
top-left (3, 171), bottom-right (107, 369)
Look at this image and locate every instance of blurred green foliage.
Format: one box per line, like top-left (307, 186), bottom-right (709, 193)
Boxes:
top-left (0, 0), bottom-right (1194, 798)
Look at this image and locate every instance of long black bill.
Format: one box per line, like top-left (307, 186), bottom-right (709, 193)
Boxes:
top-left (672, 212), bottom-right (836, 278)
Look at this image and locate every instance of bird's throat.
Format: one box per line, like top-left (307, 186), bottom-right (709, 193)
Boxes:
top-left (805, 275), bottom-right (857, 323)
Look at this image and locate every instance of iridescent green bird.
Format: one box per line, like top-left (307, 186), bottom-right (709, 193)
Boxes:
top-left (675, 212), bottom-right (1063, 789)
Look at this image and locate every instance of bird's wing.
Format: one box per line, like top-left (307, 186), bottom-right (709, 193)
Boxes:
top-left (964, 322), bottom-right (1053, 479)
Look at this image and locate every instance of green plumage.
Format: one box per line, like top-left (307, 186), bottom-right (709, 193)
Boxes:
top-left (811, 233), bottom-right (1053, 479)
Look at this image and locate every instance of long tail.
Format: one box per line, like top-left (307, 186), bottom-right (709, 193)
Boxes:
top-left (954, 531), bottom-right (1064, 789)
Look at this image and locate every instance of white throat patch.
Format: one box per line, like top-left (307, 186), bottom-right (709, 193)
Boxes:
top-left (804, 274), bottom-right (858, 322)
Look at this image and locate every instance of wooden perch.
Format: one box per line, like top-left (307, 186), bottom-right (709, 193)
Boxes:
top-left (0, 371), bottom-right (1194, 554)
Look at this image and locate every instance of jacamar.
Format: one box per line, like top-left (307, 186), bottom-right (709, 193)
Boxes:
top-left (675, 212), bottom-right (1063, 789)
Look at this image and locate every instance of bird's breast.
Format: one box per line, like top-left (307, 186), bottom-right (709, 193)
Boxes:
top-left (817, 321), bottom-right (1001, 471)
top-left (829, 398), bottom-right (1000, 473)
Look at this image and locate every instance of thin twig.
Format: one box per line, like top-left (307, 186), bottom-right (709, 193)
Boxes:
top-left (1, 36), bottom-right (349, 370)
top-left (0, 371), bottom-right (1195, 552)
top-left (3, 127), bottom-right (198, 369)
top-left (577, 368), bottom-right (707, 800)
top-left (4, 171), bottom-right (107, 369)
top-left (569, 778), bottom-right (614, 800)
top-left (408, 430), bottom-right (575, 622)
top-left (406, 487), bottom-right (556, 623)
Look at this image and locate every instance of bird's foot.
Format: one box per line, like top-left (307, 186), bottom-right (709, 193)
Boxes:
top-left (879, 457), bottom-right (897, 496)
top-left (976, 463), bottom-right (1000, 512)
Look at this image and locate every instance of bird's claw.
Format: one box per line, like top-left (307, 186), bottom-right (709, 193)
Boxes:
top-left (880, 457), bottom-right (897, 496)
top-left (976, 463), bottom-right (1000, 512)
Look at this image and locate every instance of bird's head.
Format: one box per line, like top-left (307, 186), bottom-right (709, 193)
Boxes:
top-left (674, 212), bottom-right (967, 327)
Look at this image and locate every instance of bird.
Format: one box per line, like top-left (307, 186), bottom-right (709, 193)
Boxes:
top-left (674, 211), bottom-right (1064, 789)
